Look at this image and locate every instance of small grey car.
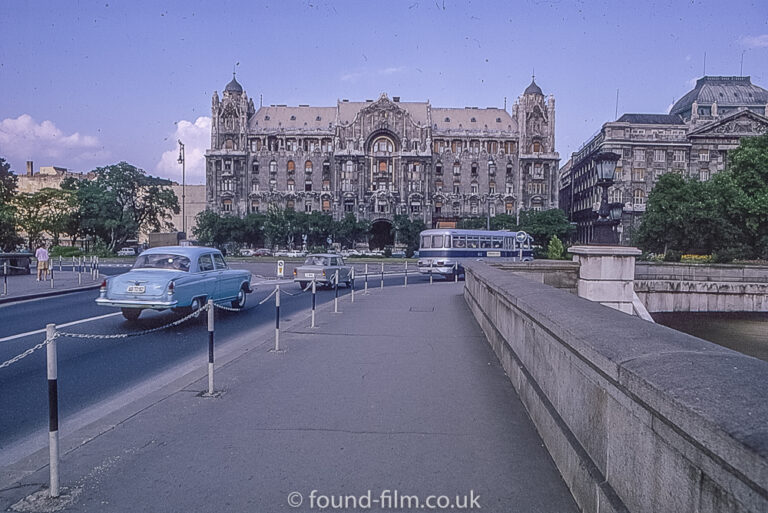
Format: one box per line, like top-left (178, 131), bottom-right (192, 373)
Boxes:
top-left (293, 253), bottom-right (353, 288)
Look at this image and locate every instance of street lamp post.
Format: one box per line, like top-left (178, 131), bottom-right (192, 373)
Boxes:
top-left (591, 152), bottom-right (622, 245)
top-left (177, 140), bottom-right (186, 237)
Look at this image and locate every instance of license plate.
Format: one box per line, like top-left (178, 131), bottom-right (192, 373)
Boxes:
top-left (487, 251), bottom-right (501, 257)
top-left (127, 285), bottom-right (145, 294)
top-left (304, 273), bottom-right (315, 278)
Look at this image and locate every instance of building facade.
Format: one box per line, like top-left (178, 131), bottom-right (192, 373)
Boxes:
top-left (559, 76), bottom-right (768, 245)
top-left (205, 75), bottom-right (559, 227)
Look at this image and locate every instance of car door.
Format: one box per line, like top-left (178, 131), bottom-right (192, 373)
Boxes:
top-left (212, 252), bottom-right (238, 300)
top-left (196, 254), bottom-right (217, 302)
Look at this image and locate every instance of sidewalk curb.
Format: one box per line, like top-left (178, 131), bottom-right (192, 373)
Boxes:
top-left (0, 282), bottom-right (103, 305)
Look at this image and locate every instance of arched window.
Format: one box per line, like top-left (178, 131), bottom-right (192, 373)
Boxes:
top-left (506, 163), bottom-right (513, 177)
top-left (532, 141), bottom-right (541, 153)
top-left (610, 189), bottom-right (623, 204)
top-left (372, 136), bottom-right (394, 153)
top-left (225, 139), bottom-right (234, 150)
top-left (633, 189), bottom-right (646, 205)
top-left (222, 199), bottom-right (232, 212)
top-left (251, 161), bottom-right (259, 174)
top-left (287, 160), bottom-right (295, 174)
top-left (287, 178), bottom-right (295, 191)
top-left (471, 162), bottom-right (478, 176)
top-left (305, 160), bottom-right (313, 174)
top-left (488, 160), bottom-right (496, 175)
top-left (435, 162), bottom-right (443, 175)
top-left (470, 181), bottom-right (479, 194)
top-left (453, 161), bottom-right (461, 175)
top-left (505, 200), bottom-right (515, 215)
top-left (269, 160), bottom-right (277, 174)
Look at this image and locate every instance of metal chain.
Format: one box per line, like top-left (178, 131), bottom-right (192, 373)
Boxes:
top-left (258, 287), bottom-right (279, 305)
top-left (58, 305), bottom-right (209, 340)
top-left (212, 302), bottom-right (242, 312)
top-left (0, 333), bottom-right (60, 369)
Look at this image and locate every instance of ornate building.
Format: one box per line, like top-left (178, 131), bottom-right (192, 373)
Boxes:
top-left (559, 76), bottom-right (768, 244)
top-left (205, 75), bottom-right (559, 227)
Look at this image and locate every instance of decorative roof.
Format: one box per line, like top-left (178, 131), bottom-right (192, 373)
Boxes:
top-left (670, 76), bottom-right (768, 116)
top-left (616, 113), bottom-right (684, 125)
top-left (432, 107), bottom-right (517, 133)
top-left (250, 106), bottom-right (336, 131)
top-left (225, 73), bottom-right (243, 93)
top-left (524, 78), bottom-right (543, 96)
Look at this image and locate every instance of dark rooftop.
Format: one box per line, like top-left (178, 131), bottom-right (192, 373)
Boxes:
top-left (616, 113), bottom-right (685, 125)
top-left (670, 76), bottom-right (768, 117)
top-left (524, 78), bottom-right (543, 96)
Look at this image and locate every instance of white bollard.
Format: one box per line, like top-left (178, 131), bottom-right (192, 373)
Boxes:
top-left (207, 299), bottom-right (214, 395)
top-left (334, 270), bottom-right (339, 313)
top-left (46, 324), bottom-right (60, 498)
top-left (404, 261), bottom-right (408, 287)
top-left (364, 263), bottom-right (369, 294)
top-left (274, 285), bottom-right (280, 351)
top-left (380, 262), bottom-right (384, 289)
top-left (311, 279), bottom-right (316, 328)
top-left (350, 268), bottom-right (355, 303)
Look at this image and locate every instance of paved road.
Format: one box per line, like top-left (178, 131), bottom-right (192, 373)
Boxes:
top-left (0, 267), bottom-right (442, 463)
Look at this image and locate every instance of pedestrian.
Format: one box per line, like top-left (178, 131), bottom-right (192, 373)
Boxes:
top-left (35, 243), bottom-right (50, 281)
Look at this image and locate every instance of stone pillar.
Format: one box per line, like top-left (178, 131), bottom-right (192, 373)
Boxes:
top-left (567, 245), bottom-right (641, 314)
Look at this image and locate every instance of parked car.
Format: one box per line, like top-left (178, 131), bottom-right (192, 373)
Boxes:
top-left (293, 253), bottom-right (353, 289)
top-left (117, 247), bottom-right (136, 256)
top-left (239, 248), bottom-right (255, 256)
top-left (254, 248), bottom-right (272, 257)
top-left (96, 246), bottom-right (253, 321)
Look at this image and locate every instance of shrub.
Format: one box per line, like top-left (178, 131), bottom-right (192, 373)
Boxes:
top-left (663, 250), bottom-right (682, 262)
top-left (680, 254), bottom-right (712, 264)
top-left (49, 245), bottom-right (83, 258)
top-left (546, 235), bottom-right (566, 260)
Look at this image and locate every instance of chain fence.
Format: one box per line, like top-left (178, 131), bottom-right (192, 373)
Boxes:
top-left (0, 333), bottom-right (60, 370)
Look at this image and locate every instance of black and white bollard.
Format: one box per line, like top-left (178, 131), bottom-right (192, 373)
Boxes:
top-left (50, 265), bottom-right (55, 289)
top-left (46, 323), bottom-right (60, 497)
top-left (58, 255), bottom-right (62, 272)
top-left (404, 261), bottom-right (408, 287)
top-left (310, 279), bottom-right (316, 328)
top-left (3, 262), bottom-right (7, 296)
top-left (429, 260), bottom-right (433, 285)
top-left (334, 270), bottom-right (339, 313)
top-left (350, 268), bottom-right (355, 303)
top-left (364, 263), bottom-right (369, 294)
top-left (380, 262), bottom-right (384, 289)
top-left (454, 263), bottom-right (458, 283)
top-left (207, 299), bottom-right (215, 395)
top-left (274, 285), bottom-right (281, 351)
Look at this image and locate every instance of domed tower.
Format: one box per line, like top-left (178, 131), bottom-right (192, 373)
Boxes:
top-left (210, 73), bottom-right (255, 151)
top-left (515, 76), bottom-right (559, 211)
top-left (206, 74), bottom-right (256, 215)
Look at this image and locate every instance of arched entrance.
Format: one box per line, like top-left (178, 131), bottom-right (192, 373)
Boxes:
top-left (370, 219), bottom-right (394, 250)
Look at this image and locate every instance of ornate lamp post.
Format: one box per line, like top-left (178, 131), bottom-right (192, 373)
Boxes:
top-left (177, 140), bottom-right (186, 236)
top-left (591, 152), bottom-right (621, 244)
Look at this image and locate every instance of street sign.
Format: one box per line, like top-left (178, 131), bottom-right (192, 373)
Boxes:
top-left (515, 231), bottom-right (528, 243)
top-left (277, 260), bottom-right (285, 278)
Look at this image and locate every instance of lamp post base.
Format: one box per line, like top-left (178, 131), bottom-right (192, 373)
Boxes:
top-left (592, 220), bottom-right (619, 245)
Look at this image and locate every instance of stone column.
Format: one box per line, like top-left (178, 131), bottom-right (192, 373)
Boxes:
top-left (567, 245), bottom-right (641, 314)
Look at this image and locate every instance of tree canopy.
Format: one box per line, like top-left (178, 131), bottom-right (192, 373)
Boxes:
top-left (636, 132), bottom-right (768, 260)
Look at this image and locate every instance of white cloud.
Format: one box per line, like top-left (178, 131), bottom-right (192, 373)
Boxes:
top-left (341, 66), bottom-right (406, 83)
top-left (741, 34), bottom-right (768, 48)
top-left (0, 114), bottom-right (107, 170)
top-left (155, 117), bottom-right (211, 185)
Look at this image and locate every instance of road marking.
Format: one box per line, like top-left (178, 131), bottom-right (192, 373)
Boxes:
top-left (0, 312), bottom-right (121, 343)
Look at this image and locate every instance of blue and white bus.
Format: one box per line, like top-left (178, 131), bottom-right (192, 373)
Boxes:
top-left (417, 228), bottom-right (534, 278)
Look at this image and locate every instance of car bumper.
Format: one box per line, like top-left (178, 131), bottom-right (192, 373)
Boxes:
top-left (95, 298), bottom-right (179, 309)
top-left (417, 266), bottom-right (456, 275)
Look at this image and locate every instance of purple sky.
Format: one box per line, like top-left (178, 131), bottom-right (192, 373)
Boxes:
top-left (1, 0), bottom-right (766, 185)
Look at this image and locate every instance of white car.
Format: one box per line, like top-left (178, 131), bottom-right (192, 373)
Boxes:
top-left (117, 248), bottom-right (136, 256)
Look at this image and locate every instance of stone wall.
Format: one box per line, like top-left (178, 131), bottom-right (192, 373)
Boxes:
top-left (464, 260), bottom-right (768, 513)
top-left (634, 262), bottom-right (768, 312)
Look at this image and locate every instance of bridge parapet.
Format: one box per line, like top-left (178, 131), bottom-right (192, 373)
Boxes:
top-left (464, 260), bottom-right (768, 513)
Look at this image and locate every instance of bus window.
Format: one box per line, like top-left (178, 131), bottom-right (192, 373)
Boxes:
top-left (421, 235), bottom-right (431, 249)
top-left (431, 235), bottom-right (443, 248)
top-left (445, 236), bottom-right (451, 248)
top-left (504, 237), bottom-right (511, 249)
top-left (492, 237), bottom-right (503, 249)
top-left (454, 236), bottom-right (466, 248)
top-left (467, 236), bottom-right (479, 248)
top-left (480, 237), bottom-right (492, 249)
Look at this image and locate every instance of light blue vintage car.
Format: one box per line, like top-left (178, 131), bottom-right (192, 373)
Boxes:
top-left (96, 246), bottom-right (253, 321)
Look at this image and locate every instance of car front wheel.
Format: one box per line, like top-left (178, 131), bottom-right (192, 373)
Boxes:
top-left (231, 287), bottom-right (247, 309)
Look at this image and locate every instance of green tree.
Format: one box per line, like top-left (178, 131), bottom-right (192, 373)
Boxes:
top-left (393, 214), bottom-right (426, 257)
top-left (725, 132), bottom-right (768, 258)
top-left (13, 192), bottom-right (50, 248)
top-left (0, 157), bottom-right (22, 251)
top-left (517, 208), bottom-right (575, 249)
top-left (334, 213), bottom-right (370, 249)
top-left (546, 235), bottom-right (566, 260)
top-left (70, 162), bottom-right (179, 251)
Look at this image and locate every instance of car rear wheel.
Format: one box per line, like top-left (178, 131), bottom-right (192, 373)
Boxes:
top-left (231, 287), bottom-right (247, 309)
top-left (121, 308), bottom-right (141, 322)
top-left (186, 296), bottom-right (205, 321)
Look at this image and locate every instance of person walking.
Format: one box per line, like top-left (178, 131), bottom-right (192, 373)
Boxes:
top-left (35, 243), bottom-right (50, 281)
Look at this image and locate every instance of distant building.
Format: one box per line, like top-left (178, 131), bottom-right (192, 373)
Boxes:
top-left (16, 161), bottom-right (95, 193)
top-left (205, 74), bottom-right (560, 233)
top-left (559, 76), bottom-right (768, 245)
top-left (168, 184), bottom-right (206, 238)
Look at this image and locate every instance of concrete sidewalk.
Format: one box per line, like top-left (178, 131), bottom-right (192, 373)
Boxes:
top-left (0, 270), bottom-right (103, 304)
top-left (0, 282), bottom-right (578, 512)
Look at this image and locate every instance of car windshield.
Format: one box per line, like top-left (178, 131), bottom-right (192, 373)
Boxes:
top-left (133, 253), bottom-right (191, 271)
top-left (304, 256), bottom-right (329, 266)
